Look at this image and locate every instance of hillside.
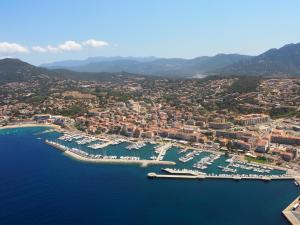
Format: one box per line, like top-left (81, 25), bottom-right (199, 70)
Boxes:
top-left (219, 43), bottom-right (300, 76)
top-left (0, 58), bottom-right (59, 84)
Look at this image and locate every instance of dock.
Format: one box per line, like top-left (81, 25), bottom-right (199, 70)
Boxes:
top-left (282, 196), bottom-right (300, 225)
top-left (64, 150), bottom-right (176, 166)
top-left (93, 141), bottom-right (114, 149)
top-left (162, 168), bottom-right (206, 176)
top-left (46, 140), bottom-right (176, 166)
top-left (156, 143), bottom-right (172, 161)
top-left (45, 140), bottom-right (67, 152)
top-left (148, 172), bottom-right (204, 179)
top-left (147, 172), bottom-right (296, 182)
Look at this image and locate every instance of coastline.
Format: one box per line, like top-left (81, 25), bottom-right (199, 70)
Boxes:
top-left (0, 123), bottom-right (62, 131)
top-left (2, 123), bottom-right (299, 178)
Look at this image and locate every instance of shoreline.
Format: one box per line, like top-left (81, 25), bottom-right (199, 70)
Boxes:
top-left (2, 123), bottom-right (300, 177)
top-left (0, 123), bottom-right (61, 131)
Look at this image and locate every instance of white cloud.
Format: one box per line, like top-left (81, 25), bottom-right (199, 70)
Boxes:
top-left (59, 41), bottom-right (82, 51)
top-left (32, 39), bottom-right (109, 54)
top-left (32, 46), bottom-right (47, 53)
top-left (0, 42), bottom-right (29, 54)
top-left (82, 39), bottom-right (109, 48)
top-left (32, 41), bottom-right (82, 53)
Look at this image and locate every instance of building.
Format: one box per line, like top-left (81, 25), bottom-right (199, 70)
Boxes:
top-left (281, 152), bottom-right (293, 162)
top-left (271, 135), bottom-right (300, 146)
top-left (235, 114), bottom-right (270, 126)
top-left (232, 140), bottom-right (251, 151)
top-left (208, 122), bottom-right (231, 130)
top-left (255, 139), bottom-right (269, 153)
top-left (33, 114), bottom-right (51, 122)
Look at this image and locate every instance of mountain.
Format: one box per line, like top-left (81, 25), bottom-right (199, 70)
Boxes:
top-left (218, 43), bottom-right (300, 76)
top-left (41, 54), bottom-right (251, 77)
top-left (0, 58), bottom-right (146, 85)
top-left (0, 58), bottom-right (59, 84)
top-left (41, 56), bottom-right (159, 69)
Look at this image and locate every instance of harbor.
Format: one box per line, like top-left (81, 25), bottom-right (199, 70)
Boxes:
top-left (1, 125), bottom-right (300, 225)
top-left (45, 139), bottom-right (176, 166)
top-left (40, 129), bottom-right (296, 182)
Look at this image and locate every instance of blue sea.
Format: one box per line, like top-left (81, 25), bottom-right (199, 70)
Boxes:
top-left (0, 127), bottom-right (299, 225)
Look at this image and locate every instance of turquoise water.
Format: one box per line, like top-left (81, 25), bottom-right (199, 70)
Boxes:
top-left (0, 127), bottom-right (299, 225)
top-left (48, 132), bottom-right (285, 176)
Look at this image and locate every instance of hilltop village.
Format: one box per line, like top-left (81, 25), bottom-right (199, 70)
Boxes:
top-left (0, 75), bottom-right (299, 172)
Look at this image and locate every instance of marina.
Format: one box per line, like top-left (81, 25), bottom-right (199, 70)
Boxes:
top-left (45, 139), bottom-right (176, 166)
top-left (1, 126), bottom-right (300, 225)
top-left (42, 130), bottom-right (293, 181)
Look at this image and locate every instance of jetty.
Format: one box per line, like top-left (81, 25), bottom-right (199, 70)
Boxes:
top-left (148, 171), bottom-right (297, 182)
top-left (64, 150), bottom-right (176, 166)
top-left (163, 168), bottom-right (206, 176)
top-left (91, 141), bottom-right (114, 149)
top-left (45, 140), bottom-right (176, 166)
top-left (45, 140), bottom-right (68, 152)
top-left (155, 143), bottom-right (172, 161)
top-left (148, 172), bottom-right (203, 179)
top-left (282, 196), bottom-right (300, 225)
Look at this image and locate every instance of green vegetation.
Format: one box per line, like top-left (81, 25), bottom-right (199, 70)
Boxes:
top-left (270, 107), bottom-right (299, 119)
top-left (228, 76), bottom-right (261, 93)
top-left (245, 156), bottom-right (268, 164)
top-left (23, 95), bottom-right (47, 106)
top-left (60, 105), bottom-right (85, 116)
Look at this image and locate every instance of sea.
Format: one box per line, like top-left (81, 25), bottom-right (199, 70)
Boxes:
top-left (0, 126), bottom-right (299, 225)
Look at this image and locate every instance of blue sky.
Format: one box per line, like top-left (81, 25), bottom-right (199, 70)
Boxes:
top-left (1, 0), bottom-right (300, 65)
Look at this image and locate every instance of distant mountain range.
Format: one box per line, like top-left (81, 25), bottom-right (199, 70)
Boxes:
top-left (41, 54), bottom-right (252, 77)
top-left (41, 56), bottom-right (159, 68)
top-left (1, 42), bottom-right (300, 83)
top-left (0, 58), bottom-right (145, 84)
top-left (40, 42), bottom-right (300, 77)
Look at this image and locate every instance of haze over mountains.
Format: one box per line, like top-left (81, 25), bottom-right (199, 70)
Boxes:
top-left (0, 58), bottom-right (145, 85)
top-left (40, 42), bottom-right (300, 77)
top-left (41, 54), bottom-right (251, 77)
top-left (1, 42), bottom-right (300, 83)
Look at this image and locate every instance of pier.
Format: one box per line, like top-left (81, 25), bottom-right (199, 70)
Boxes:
top-left (92, 141), bottom-right (114, 149)
top-left (45, 140), bottom-right (68, 152)
top-left (148, 171), bottom-right (297, 182)
top-left (64, 150), bottom-right (176, 166)
top-left (45, 140), bottom-right (176, 166)
top-left (148, 172), bottom-right (203, 179)
top-left (155, 143), bottom-right (172, 161)
top-left (162, 168), bottom-right (205, 176)
top-left (282, 196), bottom-right (300, 225)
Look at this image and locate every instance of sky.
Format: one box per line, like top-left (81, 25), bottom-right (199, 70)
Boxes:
top-left (1, 0), bottom-right (300, 65)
